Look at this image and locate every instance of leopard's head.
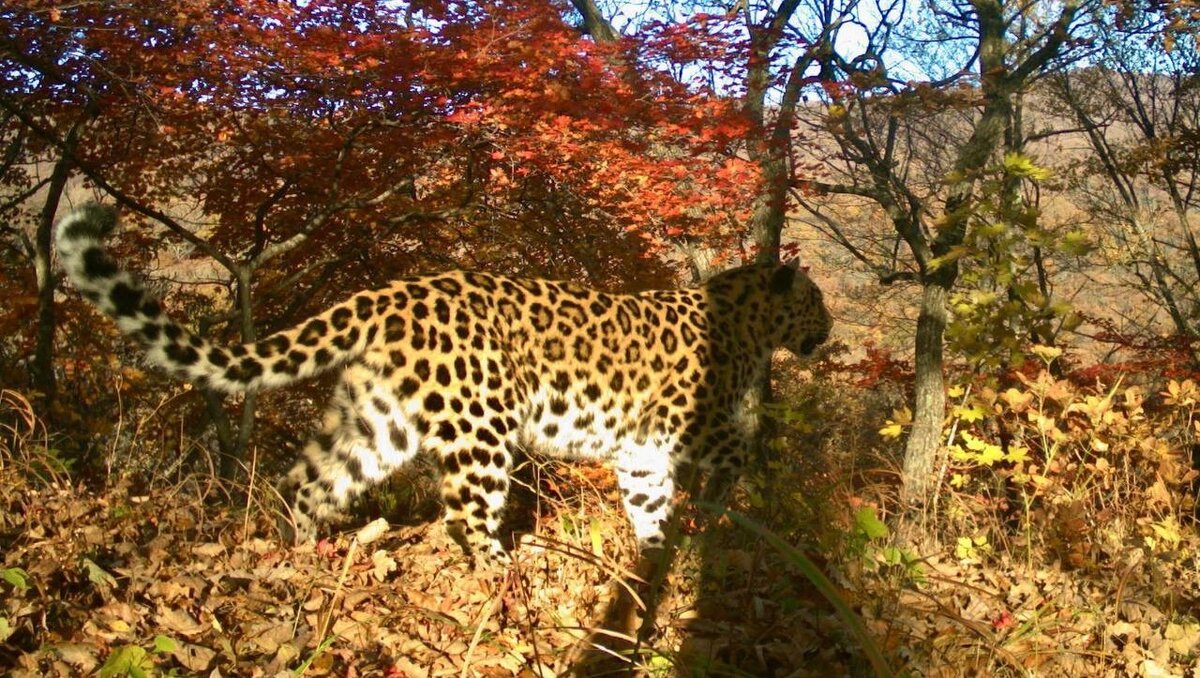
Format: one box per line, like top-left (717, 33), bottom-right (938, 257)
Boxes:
top-left (767, 259), bottom-right (831, 358)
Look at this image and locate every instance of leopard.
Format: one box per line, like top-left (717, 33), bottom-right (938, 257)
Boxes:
top-left (56, 203), bottom-right (831, 563)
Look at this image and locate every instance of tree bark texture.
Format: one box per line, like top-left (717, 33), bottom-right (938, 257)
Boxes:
top-left (31, 122), bottom-right (83, 418)
top-left (901, 282), bottom-right (949, 501)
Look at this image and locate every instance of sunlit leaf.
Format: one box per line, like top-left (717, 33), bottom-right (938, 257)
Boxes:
top-left (1003, 152), bottom-right (1053, 181)
top-left (1005, 446), bottom-right (1029, 463)
top-left (99, 645), bottom-right (152, 678)
top-left (953, 404), bottom-right (987, 423)
top-left (1, 567), bottom-right (29, 591)
top-left (854, 507), bottom-right (889, 540)
top-left (81, 558), bottom-right (116, 590)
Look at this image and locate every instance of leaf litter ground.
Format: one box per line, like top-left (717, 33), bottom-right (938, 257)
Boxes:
top-left (3, 463), bottom-right (1200, 676)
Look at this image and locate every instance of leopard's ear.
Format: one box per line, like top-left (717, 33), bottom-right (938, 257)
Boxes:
top-left (770, 261), bottom-right (798, 294)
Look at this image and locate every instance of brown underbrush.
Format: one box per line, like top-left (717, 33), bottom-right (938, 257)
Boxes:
top-left (2, 354), bottom-right (1199, 676)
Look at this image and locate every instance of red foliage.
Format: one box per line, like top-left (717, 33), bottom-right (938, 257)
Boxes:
top-left (1070, 313), bottom-right (1200, 383)
top-left (817, 341), bottom-right (914, 388)
top-left (2, 0), bottom-right (761, 290)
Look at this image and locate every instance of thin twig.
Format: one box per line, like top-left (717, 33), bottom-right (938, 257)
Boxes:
top-left (459, 572), bottom-right (514, 678)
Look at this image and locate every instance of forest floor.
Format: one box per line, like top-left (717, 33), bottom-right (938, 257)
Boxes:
top-left (4, 449), bottom-right (1200, 678)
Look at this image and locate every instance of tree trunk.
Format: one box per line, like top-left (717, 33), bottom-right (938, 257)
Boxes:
top-left (676, 236), bottom-right (722, 283)
top-left (31, 122), bottom-right (82, 418)
top-left (750, 150), bottom-right (787, 265)
top-left (199, 265), bottom-right (259, 480)
top-left (897, 0), bottom-right (1018, 506)
top-left (745, 144), bottom-right (789, 468)
top-left (218, 266), bottom-right (260, 479)
top-left (203, 389), bottom-right (240, 475)
top-left (902, 281), bottom-right (949, 504)
top-left (568, 0), bottom-right (618, 42)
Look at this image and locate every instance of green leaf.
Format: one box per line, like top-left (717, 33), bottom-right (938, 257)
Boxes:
top-left (1151, 518), bottom-right (1182, 546)
top-left (82, 558), bottom-right (117, 590)
top-left (975, 222), bottom-right (1007, 238)
top-left (588, 518), bottom-right (603, 558)
top-left (854, 506), bottom-right (889, 540)
top-left (746, 488), bottom-right (765, 508)
top-left (880, 546), bottom-right (903, 566)
top-left (0, 616), bottom-right (12, 643)
top-left (153, 635), bottom-right (178, 654)
top-left (647, 653), bottom-right (673, 673)
top-left (99, 645), bottom-right (152, 678)
top-left (2, 567), bottom-right (29, 591)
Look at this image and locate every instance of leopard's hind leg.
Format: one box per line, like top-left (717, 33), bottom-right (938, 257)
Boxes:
top-left (279, 363), bottom-right (419, 541)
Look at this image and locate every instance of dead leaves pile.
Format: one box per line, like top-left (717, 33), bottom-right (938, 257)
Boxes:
top-left (4, 459), bottom-right (1200, 676)
top-left (851, 549), bottom-right (1200, 677)
top-left (0, 466), bottom-right (649, 676)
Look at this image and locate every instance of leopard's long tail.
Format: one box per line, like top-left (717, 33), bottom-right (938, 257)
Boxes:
top-left (55, 204), bottom-right (376, 393)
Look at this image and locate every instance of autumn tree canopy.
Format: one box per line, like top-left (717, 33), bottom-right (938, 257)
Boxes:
top-left (4, 0), bottom-right (758, 277)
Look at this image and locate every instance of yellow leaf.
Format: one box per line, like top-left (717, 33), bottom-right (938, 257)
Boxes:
top-left (1005, 446), bottom-right (1029, 463)
top-left (970, 290), bottom-right (999, 306)
top-left (953, 404), bottom-right (987, 423)
top-left (977, 443), bottom-right (1004, 466)
top-left (1164, 621), bottom-right (1200, 655)
top-left (1035, 415), bottom-right (1059, 435)
top-left (1163, 379), bottom-right (1197, 406)
top-left (1060, 230), bottom-right (1093, 256)
top-left (1151, 517), bottom-right (1182, 546)
top-left (927, 246), bottom-right (970, 271)
top-left (1003, 152), bottom-right (1054, 181)
top-left (963, 432), bottom-right (988, 451)
top-left (589, 518), bottom-right (604, 558)
top-left (1030, 344), bottom-right (1062, 363)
